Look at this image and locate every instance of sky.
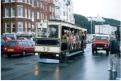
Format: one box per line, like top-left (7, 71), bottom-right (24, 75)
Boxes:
top-left (72, 0), bottom-right (121, 21)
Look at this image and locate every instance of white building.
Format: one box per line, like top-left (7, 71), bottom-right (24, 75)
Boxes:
top-left (53, 0), bottom-right (75, 24)
top-left (95, 24), bottom-right (117, 35)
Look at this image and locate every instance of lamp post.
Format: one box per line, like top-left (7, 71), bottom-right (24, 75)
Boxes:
top-left (91, 19), bottom-right (93, 34)
top-left (88, 17), bottom-right (93, 34)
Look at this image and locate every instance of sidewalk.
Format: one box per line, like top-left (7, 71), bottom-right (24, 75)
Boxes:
top-left (116, 58), bottom-right (121, 80)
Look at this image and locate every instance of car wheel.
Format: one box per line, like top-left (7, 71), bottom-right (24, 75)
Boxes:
top-left (22, 51), bottom-right (26, 56)
top-left (95, 50), bottom-right (98, 54)
top-left (106, 50), bottom-right (109, 56)
top-left (7, 53), bottom-right (12, 58)
top-left (59, 53), bottom-right (64, 63)
top-left (39, 53), bottom-right (44, 58)
top-left (92, 48), bottom-right (95, 54)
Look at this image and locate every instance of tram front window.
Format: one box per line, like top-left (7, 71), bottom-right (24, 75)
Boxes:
top-left (38, 25), bottom-right (58, 38)
top-left (38, 28), bottom-right (47, 38)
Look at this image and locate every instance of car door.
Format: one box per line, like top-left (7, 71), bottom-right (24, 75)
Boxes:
top-left (24, 41), bottom-right (34, 53)
top-left (27, 42), bottom-right (34, 53)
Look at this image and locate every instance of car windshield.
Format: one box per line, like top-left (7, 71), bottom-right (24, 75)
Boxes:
top-left (7, 41), bottom-right (17, 46)
top-left (3, 34), bottom-right (16, 40)
top-left (96, 36), bottom-right (109, 40)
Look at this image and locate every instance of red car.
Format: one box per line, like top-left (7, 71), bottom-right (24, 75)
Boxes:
top-left (92, 34), bottom-right (110, 55)
top-left (3, 40), bottom-right (34, 57)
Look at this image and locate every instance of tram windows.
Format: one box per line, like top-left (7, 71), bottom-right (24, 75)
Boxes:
top-left (61, 31), bottom-right (68, 51)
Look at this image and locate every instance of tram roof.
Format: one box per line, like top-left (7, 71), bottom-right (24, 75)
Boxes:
top-left (48, 20), bottom-right (87, 31)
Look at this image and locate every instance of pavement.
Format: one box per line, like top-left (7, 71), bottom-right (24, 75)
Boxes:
top-left (116, 57), bottom-right (121, 80)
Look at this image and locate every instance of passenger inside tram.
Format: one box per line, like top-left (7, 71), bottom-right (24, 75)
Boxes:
top-left (61, 28), bottom-right (86, 51)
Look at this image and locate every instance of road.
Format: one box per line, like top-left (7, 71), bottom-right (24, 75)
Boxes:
top-left (1, 44), bottom-right (120, 80)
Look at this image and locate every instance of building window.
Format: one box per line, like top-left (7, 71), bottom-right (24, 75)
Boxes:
top-left (1, 0), bottom-right (5, 2)
top-left (25, 8), bottom-right (31, 19)
top-left (40, 13), bottom-right (42, 20)
top-left (11, 0), bottom-right (16, 2)
top-left (11, 7), bottom-right (16, 17)
top-left (28, 8), bottom-right (31, 19)
top-left (11, 23), bottom-right (16, 32)
top-left (27, 8), bottom-right (30, 19)
top-left (32, 0), bottom-right (34, 6)
top-left (32, 24), bottom-right (34, 32)
top-left (37, 12), bottom-right (39, 19)
top-left (28, 22), bottom-right (31, 28)
top-left (25, 22), bottom-right (27, 32)
top-left (18, 5), bottom-right (23, 17)
top-left (40, 2), bottom-right (43, 8)
top-left (25, 8), bottom-right (27, 18)
top-left (24, 0), bottom-right (27, 3)
top-left (27, 8), bottom-right (29, 18)
top-left (17, 0), bottom-right (23, 2)
top-left (32, 11), bottom-right (34, 21)
top-left (37, 1), bottom-right (39, 7)
top-left (18, 22), bottom-right (23, 32)
top-left (5, 0), bottom-right (10, 2)
top-left (5, 23), bottom-right (11, 33)
top-left (45, 4), bottom-right (48, 11)
top-left (27, 0), bottom-right (31, 4)
top-left (27, 22), bottom-right (31, 32)
top-left (5, 8), bottom-right (10, 17)
top-left (42, 14), bottom-right (44, 20)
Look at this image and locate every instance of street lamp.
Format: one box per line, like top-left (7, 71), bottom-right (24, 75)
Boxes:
top-left (91, 19), bottom-right (93, 34)
top-left (88, 17), bottom-right (93, 34)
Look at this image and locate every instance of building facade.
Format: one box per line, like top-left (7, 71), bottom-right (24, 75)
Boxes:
top-left (53, 0), bottom-right (75, 24)
top-left (1, 0), bottom-right (75, 34)
top-left (95, 24), bottom-right (117, 35)
top-left (1, 0), bottom-right (54, 34)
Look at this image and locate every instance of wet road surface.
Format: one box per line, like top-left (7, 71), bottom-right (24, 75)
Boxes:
top-left (1, 44), bottom-right (120, 80)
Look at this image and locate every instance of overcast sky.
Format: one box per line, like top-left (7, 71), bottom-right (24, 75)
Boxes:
top-left (72, 0), bottom-right (121, 21)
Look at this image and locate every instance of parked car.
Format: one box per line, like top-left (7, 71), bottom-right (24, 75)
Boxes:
top-left (92, 34), bottom-right (110, 55)
top-left (1, 38), bottom-right (5, 55)
top-left (2, 33), bottom-right (17, 40)
top-left (3, 40), bottom-right (34, 57)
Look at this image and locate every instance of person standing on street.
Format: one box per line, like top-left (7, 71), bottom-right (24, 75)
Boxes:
top-left (108, 36), bottom-right (120, 72)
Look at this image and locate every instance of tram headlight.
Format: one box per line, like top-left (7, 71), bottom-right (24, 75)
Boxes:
top-left (35, 53), bottom-right (38, 55)
top-left (56, 54), bottom-right (59, 57)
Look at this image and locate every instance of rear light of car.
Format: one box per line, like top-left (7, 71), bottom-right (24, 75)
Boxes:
top-left (4, 47), bottom-right (7, 52)
top-left (4, 47), bottom-right (7, 50)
